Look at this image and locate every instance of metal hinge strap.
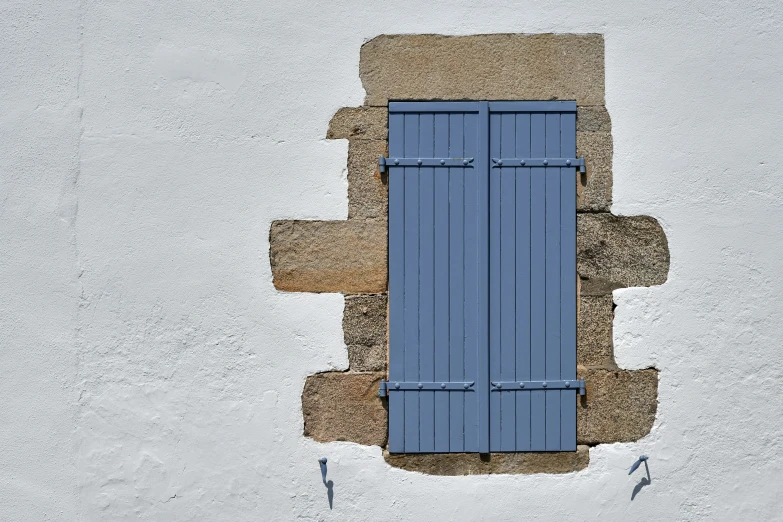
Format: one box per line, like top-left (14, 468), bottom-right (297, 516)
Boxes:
top-left (490, 379), bottom-right (586, 395)
top-left (378, 380), bottom-right (475, 397)
top-left (379, 156), bottom-right (474, 173)
top-left (380, 156), bottom-right (586, 173)
top-left (491, 157), bottom-right (586, 173)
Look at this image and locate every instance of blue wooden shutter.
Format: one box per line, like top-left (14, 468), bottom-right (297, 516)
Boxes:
top-left (385, 101), bottom-right (579, 454)
top-left (387, 102), bottom-right (489, 453)
top-left (487, 102), bottom-right (578, 452)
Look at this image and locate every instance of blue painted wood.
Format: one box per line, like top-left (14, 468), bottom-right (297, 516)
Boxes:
top-left (433, 113), bottom-right (450, 453)
top-left (488, 112), bottom-right (502, 452)
top-left (464, 108), bottom-right (483, 452)
top-left (476, 102), bottom-right (490, 453)
top-left (390, 101), bottom-right (481, 113)
top-left (387, 111), bottom-right (405, 453)
top-left (559, 111), bottom-right (578, 451)
top-left (529, 112), bottom-right (547, 451)
top-left (448, 112), bottom-right (466, 452)
top-left (387, 105), bottom-right (483, 453)
top-left (387, 101), bottom-right (577, 453)
top-left (499, 112), bottom-right (517, 452)
top-left (486, 103), bottom-right (578, 452)
top-left (545, 112), bottom-right (562, 450)
top-left (403, 112), bottom-right (420, 453)
top-left (515, 112), bottom-right (532, 452)
top-left (488, 101), bottom-right (576, 112)
top-left (418, 113), bottom-right (435, 453)
top-left (391, 101), bottom-right (574, 113)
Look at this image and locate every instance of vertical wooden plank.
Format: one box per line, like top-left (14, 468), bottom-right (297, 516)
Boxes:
top-left (515, 112), bottom-right (532, 451)
top-left (488, 112), bottom-right (501, 451)
top-left (433, 113), bottom-right (450, 452)
top-left (463, 109), bottom-right (481, 452)
top-left (560, 112), bottom-right (578, 450)
top-left (403, 113), bottom-right (420, 452)
top-left (499, 112), bottom-right (517, 452)
top-left (529, 112), bottom-right (547, 451)
top-left (448, 113), bottom-right (465, 452)
top-left (544, 112), bottom-right (562, 450)
top-left (387, 111), bottom-right (405, 453)
top-left (475, 102), bottom-right (490, 453)
top-left (418, 113), bottom-right (435, 453)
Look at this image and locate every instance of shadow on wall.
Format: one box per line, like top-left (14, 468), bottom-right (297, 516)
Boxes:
top-left (325, 480), bottom-right (334, 509)
top-left (319, 458), bottom-right (334, 509)
top-left (631, 459), bottom-right (651, 501)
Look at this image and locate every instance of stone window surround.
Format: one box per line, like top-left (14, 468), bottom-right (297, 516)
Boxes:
top-left (269, 34), bottom-right (670, 475)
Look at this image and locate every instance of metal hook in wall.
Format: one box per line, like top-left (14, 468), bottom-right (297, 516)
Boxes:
top-left (318, 457), bottom-right (328, 484)
top-left (628, 455), bottom-right (648, 475)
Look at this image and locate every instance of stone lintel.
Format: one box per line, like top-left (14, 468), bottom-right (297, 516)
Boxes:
top-left (360, 33), bottom-right (605, 106)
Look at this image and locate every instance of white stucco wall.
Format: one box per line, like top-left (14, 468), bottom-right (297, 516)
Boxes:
top-left (2, 1), bottom-right (783, 520)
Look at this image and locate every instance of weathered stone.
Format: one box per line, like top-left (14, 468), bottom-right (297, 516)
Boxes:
top-left (577, 131), bottom-right (612, 212)
top-left (579, 277), bottom-right (621, 296)
top-left (347, 139), bottom-right (388, 219)
top-left (302, 372), bottom-right (387, 446)
top-left (577, 106), bottom-right (611, 132)
top-left (344, 294), bottom-right (388, 371)
top-left (327, 107), bottom-right (388, 141)
top-left (347, 345), bottom-right (386, 372)
top-left (343, 294), bottom-right (388, 346)
top-left (577, 214), bottom-right (669, 293)
top-left (577, 368), bottom-right (658, 444)
top-left (384, 446), bottom-right (589, 475)
top-left (360, 34), bottom-right (604, 106)
top-left (270, 220), bottom-right (387, 293)
top-left (578, 295), bottom-right (615, 367)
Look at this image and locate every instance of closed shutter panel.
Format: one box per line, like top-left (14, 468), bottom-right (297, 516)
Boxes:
top-left (385, 101), bottom-right (579, 454)
top-left (387, 102), bottom-right (489, 453)
top-left (488, 102), bottom-right (578, 452)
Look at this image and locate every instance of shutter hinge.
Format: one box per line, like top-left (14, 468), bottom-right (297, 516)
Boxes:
top-left (379, 380), bottom-right (476, 397)
top-left (491, 157), bottom-right (586, 173)
top-left (379, 155), bottom-right (475, 174)
top-left (379, 155), bottom-right (585, 173)
top-left (490, 379), bottom-right (586, 395)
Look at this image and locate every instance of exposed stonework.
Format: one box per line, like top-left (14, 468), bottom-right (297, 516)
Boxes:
top-left (274, 33), bottom-right (669, 476)
top-left (269, 220), bottom-right (387, 293)
top-left (343, 294), bottom-right (387, 345)
top-left (577, 130), bottom-right (613, 212)
top-left (346, 139), bottom-right (388, 220)
top-left (577, 368), bottom-right (658, 444)
top-left (302, 372), bottom-right (387, 447)
top-left (360, 34), bottom-right (605, 106)
top-left (577, 106), bottom-right (612, 132)
top-left (578, 295), bottom-right (615, 367)
top-left (344, 294), bottom-right (388, 372)
top-left (384, 445), bottom-right (589, 476)
top-left (577, 214), bottom-right (670, 295)
top-left (327, 107), bottom-right (388, 141)
top-left (347, 345), bottom-right (386, 373)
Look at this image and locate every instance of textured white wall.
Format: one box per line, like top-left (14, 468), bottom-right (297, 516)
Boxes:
top-left (2, 1), bottom-right (783, 520)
